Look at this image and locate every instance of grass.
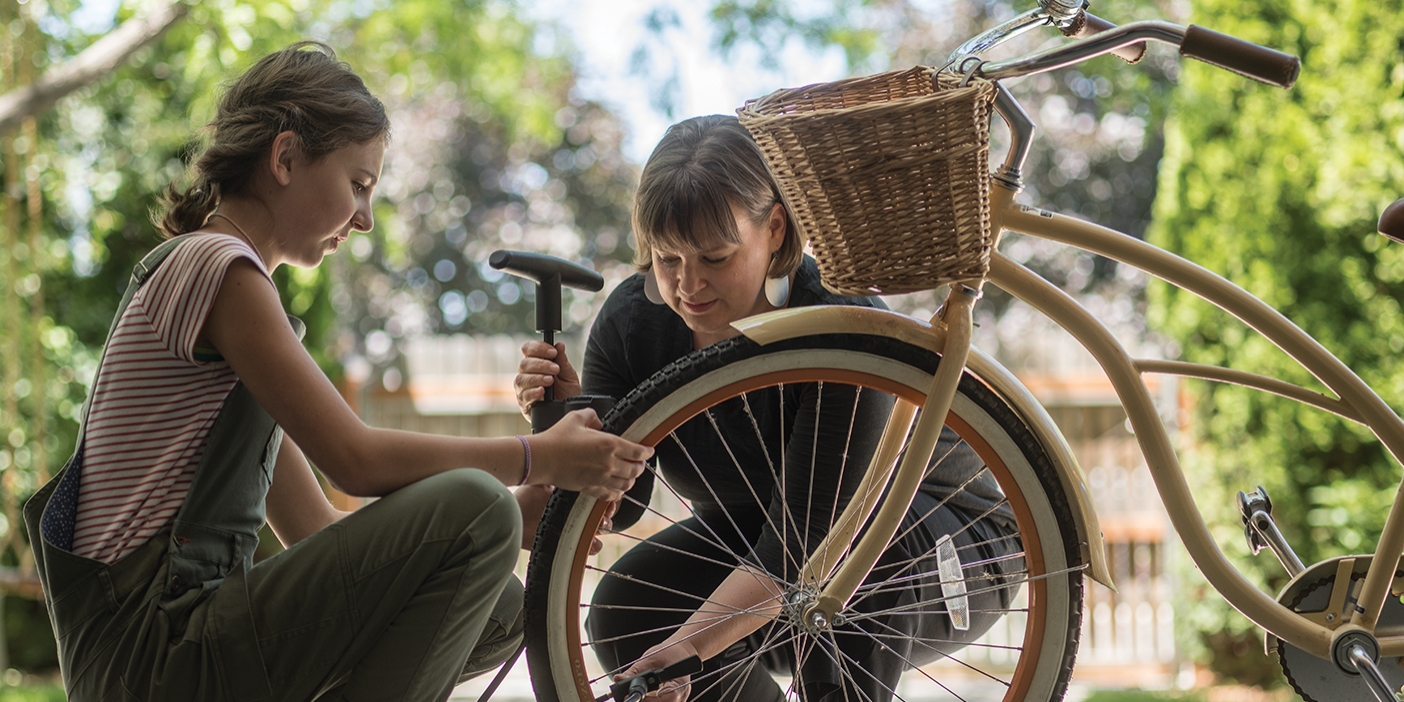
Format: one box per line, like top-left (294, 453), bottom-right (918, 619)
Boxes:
top-left (1083, 690), bottom-right (1210, 702)
top-left (0, 685), bottom-right (64, 702)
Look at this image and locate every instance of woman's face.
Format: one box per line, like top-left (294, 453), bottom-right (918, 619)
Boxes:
top-left (651, 201), bottom-right (786, 347)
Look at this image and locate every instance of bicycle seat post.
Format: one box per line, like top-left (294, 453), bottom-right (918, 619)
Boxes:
top-left (488, 250), bottom-right (606, 432)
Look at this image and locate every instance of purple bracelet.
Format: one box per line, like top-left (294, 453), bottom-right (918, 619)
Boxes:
top-left (516, 435), bottom-right (532, 486)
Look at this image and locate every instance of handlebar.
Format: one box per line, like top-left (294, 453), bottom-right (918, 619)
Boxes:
top-left (1062, 12), bottom-right (1145, 64)
top-left (952, 10), bottom-right (1300, 194)
top-left (971, 20), bottom-right (1298, 89)
top-left (947, 2), bottom-right (1299, 89)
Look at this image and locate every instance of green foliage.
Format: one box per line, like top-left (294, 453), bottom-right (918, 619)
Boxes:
top-left (1148, 0), bottom-right (1404, 685)
top-left (6, 0), bottom-right (623, 487)
top-left (2, 598), bottom-right (55, 675)
top-left (2, 0), bottom-right (642, 671)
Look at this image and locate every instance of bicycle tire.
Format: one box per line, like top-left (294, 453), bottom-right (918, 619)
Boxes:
top-left (525, 333), bottom-right (1084, 702)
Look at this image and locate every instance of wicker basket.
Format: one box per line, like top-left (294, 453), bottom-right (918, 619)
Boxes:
top-left (739, 67), bottom-right (997, 295)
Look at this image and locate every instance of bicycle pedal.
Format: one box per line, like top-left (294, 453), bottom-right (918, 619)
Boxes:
top-left (1237, 486), bottom-right (1305, 576)
top-left (936, 534), bottom-right (970, 631)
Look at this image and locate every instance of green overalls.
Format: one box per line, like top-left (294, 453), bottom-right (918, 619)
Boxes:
top-left (25, 239), bottom-right (524, 701)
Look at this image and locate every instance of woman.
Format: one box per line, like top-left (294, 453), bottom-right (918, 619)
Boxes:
top-left (515, 115), bottom-right (1018, 702)
top-left (24, 43), bottom-right (651, 702)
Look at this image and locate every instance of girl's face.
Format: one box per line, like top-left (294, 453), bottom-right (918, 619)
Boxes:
top-left (651, 201), bottom-right (786, 347)
top-left (276, 138), bottom-right (384, 268)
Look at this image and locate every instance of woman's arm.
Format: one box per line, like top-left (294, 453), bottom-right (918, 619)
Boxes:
top-left (616, 566), bottom-right (785, 702)
top-left (206, 259), bottom-right (651, 499)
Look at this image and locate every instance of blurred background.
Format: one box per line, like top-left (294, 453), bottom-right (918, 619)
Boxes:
top-left (0, 0), bottom-right (1401, 699)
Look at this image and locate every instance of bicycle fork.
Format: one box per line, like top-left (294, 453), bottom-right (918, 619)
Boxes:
top-left (796, 283), bottom-right (982, 630)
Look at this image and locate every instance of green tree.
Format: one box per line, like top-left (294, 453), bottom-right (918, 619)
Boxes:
top-left (2, 0), bottom-right (641, 672)
top-left (1148, 0), bottom-right (1404, 686)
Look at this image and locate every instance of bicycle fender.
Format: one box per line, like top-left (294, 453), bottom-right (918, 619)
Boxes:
top-left (732, 306), bottom-right (1116, 591)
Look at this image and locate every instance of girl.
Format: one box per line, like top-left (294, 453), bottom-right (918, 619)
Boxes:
top-left (26, 42), bottom-right (650, 702)
top-left (516, 115), bottom-right (1018, 702)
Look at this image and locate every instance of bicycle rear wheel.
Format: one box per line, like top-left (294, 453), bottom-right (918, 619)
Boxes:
top-left (525, 333), bottom-right (1084, 702)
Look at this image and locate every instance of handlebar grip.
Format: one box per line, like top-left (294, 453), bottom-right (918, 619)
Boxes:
top-left (1380, 197), bottom-right (1404, 244)
top-left (1064, 12), bottom-right (1146, 64)
top-left (1179, 25), bottom-right (1300, 88)
top-left (489, 250), bottom-right (605, 292)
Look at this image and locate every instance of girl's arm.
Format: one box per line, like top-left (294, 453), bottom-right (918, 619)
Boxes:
top-left (265, 435), bottom-right (348, 547)
top-left (205, 259), bottom-right (651, 499)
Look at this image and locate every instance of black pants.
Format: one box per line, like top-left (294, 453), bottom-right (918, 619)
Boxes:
top-left (586, 492), bottom-right (1020, 702)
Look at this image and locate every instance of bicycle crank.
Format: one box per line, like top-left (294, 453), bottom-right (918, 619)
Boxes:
top-left (1272, 556), bottom-right (1404, 702)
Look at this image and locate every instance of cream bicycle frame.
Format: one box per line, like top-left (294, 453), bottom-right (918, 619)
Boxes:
top-left (986, 184), bottom-right (1404, 660)
top-left (781, 175), bottom-right (1404, 660)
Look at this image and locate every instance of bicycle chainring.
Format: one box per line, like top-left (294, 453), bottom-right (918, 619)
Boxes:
top-left (1276, 570), bottom-right (1404, 702)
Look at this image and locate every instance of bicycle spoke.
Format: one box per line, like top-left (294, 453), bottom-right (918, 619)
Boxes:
top-left (619, 463), bottom-right (754, 568)
top-left (666, 433), bottom-right (768, 569)
top-left (681, 625), bottom-right (802, 701)
top-left (962, 551), bottom-right (1031, 570)
top-left (842, 497), bottom-right (1014, 611)
top-left (582, 603), bottom-right (704, 615)
top-left (828, 624), bottom-right (1024, 654)
top-left (602, 526), bottom-right (754, 574)
top-left (581, 567), bottom-right (732, 610)
top-left (831, 621), bottom-right (975, 702)
top-left (796, 381), bottom-right (825, 575)
top-left (879, 453), bottom-right (987, 557)
top-left (854, 613), bottom-right (1017, 684)
top-left (956, 531), bottom-right (1023, 553)
top-left (831, 387), bottom-right (863, 540)
top-left (739, 390), bottom-right (781, 482)
top-left (846, 563), bottom-right (1084, 623)
top-left (848, 547), bottom-right (1025, 596)
top-left (583, 603), bottom-right (798, 692)
top-left (703, 404), bottom-right (784, 552)
top-left (814, 627), bottom-right (891, 702)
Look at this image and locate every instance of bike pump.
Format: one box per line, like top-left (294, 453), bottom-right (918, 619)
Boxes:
top-left (473, 250), bottom-right (610, 702)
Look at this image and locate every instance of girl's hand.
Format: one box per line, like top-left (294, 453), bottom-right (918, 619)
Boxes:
top-left (615, 640), bottom-right (699, 702)
top-left (530, 409), bottom-right (651, 501)
top-left (515, 341), bottom-right (583, 417)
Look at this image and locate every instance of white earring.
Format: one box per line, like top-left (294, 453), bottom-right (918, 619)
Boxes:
top-left (764, 273), bottom-right (790, 308)
top-left (643, 269), bottom-right (665, 305)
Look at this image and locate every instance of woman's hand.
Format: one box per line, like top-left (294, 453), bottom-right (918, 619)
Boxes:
top-left (515, 341), bottom-right (582, 417)
top-left (516, 486), bottom-right (615, 555)
top-left (615, 640), bottom-right (700, 702)
top-left (514, 484), bottom-right (554, 551)
top-left (530, 409), bottom-right (651, 501)
top-left (593, 499), bottom-right (619, 556)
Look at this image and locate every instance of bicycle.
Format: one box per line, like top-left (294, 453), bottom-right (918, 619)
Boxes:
top-left (516, 3), bottom-right (1404, 701)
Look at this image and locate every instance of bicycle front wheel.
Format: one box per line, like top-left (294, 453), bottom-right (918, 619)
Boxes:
top-left (526, 333), bottom-right (1085, 702)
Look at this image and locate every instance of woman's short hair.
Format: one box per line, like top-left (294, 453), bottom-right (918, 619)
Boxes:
top-left (153, 41), bottom-right (390, 239)
top-left (631, 115), bottom-right (802, 278)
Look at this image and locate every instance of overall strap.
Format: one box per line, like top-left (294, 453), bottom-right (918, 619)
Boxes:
top-left (75, 237), bottom-right (188, 429)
